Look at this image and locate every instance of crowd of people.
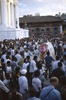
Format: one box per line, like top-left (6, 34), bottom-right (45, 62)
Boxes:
top-left (0, 35), bottom-right (66, 100)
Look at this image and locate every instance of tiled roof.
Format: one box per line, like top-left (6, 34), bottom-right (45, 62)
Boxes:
top-left (19, 16), bottom-right (62, 23)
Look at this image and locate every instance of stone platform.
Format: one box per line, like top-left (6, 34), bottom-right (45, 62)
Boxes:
top-left (0, 28), bottom-right (29, 41)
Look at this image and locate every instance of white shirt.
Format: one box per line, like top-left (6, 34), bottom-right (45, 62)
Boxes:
top-left (3, 79), bottom-right (10, 88)
top-left (52, 61), bottom-right (66, 72)
top-left (32, 78), bottom-right (41, 92)
top-left (18, 76), bottom-right (28, 94)
top-left (33, 49), bottom-right (39, 56)
top-left (30, 60), bottom-right (37, 73)
top-left (0, 80), bottom-right (9, 93)
top-left (33, 49), bottom-right (40, 61)
top-left (39, 67), bottom-right (45, 82)
top-left (15, 53), bottom-right (22, 63)
top-left (1, 54), bottom-right (6, 63)
top-left (11, 49), bottom-right (15, 56)
top-left (28, 51), bottom-right (33, 60)
top-left (22, 62), bottom-right (29, 70)
top-left (6, 66), bottom-right (12, 73)
top-left (52, 60), bottom-right (60, 71)
top-left (24, 51), bottom-right (29, 59)
top-left (20, 46), bottom-right (24, 52)
top-left (63, 44), bottom-right (66, 49)
top-left (33, 44), bottom-right (36, 50)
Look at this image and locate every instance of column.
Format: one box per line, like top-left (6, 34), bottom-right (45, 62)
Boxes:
top-left (15, 0), bottom-right (19, 28)
top-left (10, 3), bottom-right (12, 26)
top-left (1, 0), bottom-right (7, 26)
top-left (60, 25), bottom-right (63, 34)
top-left (13, 4), bottom-right (16, 28)
top-left (11, 4), bottom-right (15, 28)
top-left (8, 1), bottom-right (11, 26)
top-left (0, 0), bottom-right (2, 24)
top-left (6, 1), bottom-right (9, 26)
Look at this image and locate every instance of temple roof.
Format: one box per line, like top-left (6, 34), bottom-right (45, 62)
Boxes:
top-left (19, 16), bottom-right (63, 23)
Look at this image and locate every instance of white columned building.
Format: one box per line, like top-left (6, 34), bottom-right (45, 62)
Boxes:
top-left (0, 0), bottom-right (29, 41)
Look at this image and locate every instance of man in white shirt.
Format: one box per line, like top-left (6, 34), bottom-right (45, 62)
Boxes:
top-left (0, 79), bottom-right (9, 93)
top-left (15, 50), bottom-right (22, 63)
top-left (22, 59), bottom-right (29, 70)
top-left (24, 49), bottom-right (29, 59)
top-left (10, 47), bottom-right (15, 56)
top-left (63, 43), bottom-right (66, 52)
top-left (52, 56), bottom-right (65, 72)
top-left (33, 47), bottom-right (40, 61)
top-left (18, 69), bottom-right (28, 95)
top-left (1, 51), bottom-right (6, 63)
top-left (32, 70), bottom-right (42, 97)
top-left (0, 72), bottom-right (9, 100)
top-left (29, 56), bottom-right (38, 87)
top-left (52, 56), bottom-right (60, 71)
top-left (29, 56), bottom-right (38, 73)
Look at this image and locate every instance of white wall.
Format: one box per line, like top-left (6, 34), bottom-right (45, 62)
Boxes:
top-left (0, 28), bottom-right (29, 41)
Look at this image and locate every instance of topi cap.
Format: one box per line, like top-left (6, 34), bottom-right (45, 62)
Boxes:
top-left (20, 69), bottom-right (27, 75)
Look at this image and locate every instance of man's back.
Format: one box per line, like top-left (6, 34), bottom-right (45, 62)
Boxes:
top-left (52, 68), bottom-right (65, 79)
top-left (40, 85), bottom-right (62, 100)
top-left (45, 55), bottom-right (54, 67)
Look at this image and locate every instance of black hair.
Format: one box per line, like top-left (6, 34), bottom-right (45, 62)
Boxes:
top-left (47, 51), bottom-right (50, 55)
top-left (37, 61), bottom-right (42, 69)
top-left (13, 56), bottom-right (17, 62)
top-left (26, 55), bottom-right (30, 60)
top-left (33, 56), bottom-right (37, 60)
top-left (7, 61), bottom-right (11, 66)
top-left (34, 70), bottom-right (40, 77)
top-left (12, 56), bottom-right (15, 61)
top-left (58, 62), bottom-right (62, 68)
top-left (56, 56), bottom-right (60, 60)
top-left (1, 58), bottom-right (4, 63)
top-left (15, 67), bottom-right (20, 74)
top-left (15, 50), bottom-right (18, 54)
top-left (6, 55), bottom-right (10, 59)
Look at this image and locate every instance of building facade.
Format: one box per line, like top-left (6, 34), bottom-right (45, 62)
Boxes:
top-left (0, 0), bottom-right (19, 29)
top-left (19, 15), bottom-right (63, 36)
top-left (0, 0), bottom-right (29, 41)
